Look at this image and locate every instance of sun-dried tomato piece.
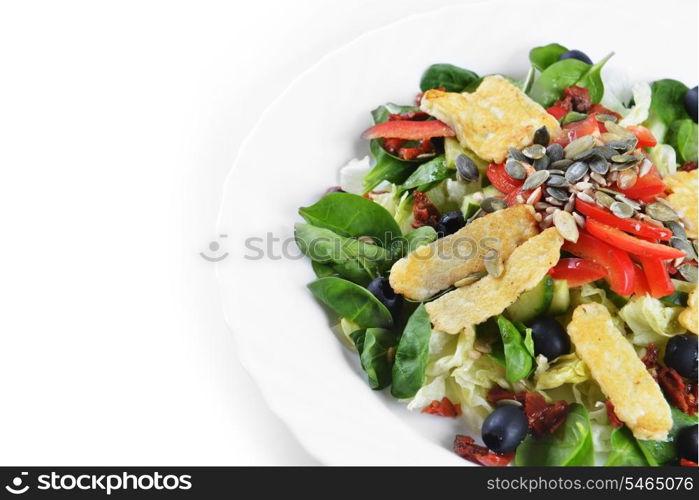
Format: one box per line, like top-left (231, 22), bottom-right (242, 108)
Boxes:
top-left (679, 161), bottom-right (698, 172)
top-left (552, 86), bottom-right (592, 114)
top-left (658, 366), bottom-right (698, 416)
top-left (412, 190), bottom-right (440, 229)
top-left (485, 387), bottom-right (570, 437)
top-left (399, 139), bottom-right (434, 161)
top-left (453, 435), bottom-right (514, 466)
top-left (422, 397), bottom-right (462, 417)
top-left (604, 400), bottom-right (623, 428)
top-left (642, 343), bottom-right (659, 371)
top-left (388, 111), bottom-right (431, 121)
top-left (680, 458), bottom-right (698, 467)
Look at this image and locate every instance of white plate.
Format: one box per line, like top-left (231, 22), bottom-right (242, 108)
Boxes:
top-left (217, 0), bottom-right (697, 465)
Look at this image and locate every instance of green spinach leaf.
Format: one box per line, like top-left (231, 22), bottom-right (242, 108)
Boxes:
top-left (529, 43), bottom-right (568, 72)
top-left (420, 63), bottom-right (479, 92)
top-left (308, 277), bottom-right (393, 329)
top-left (360, 328), bottom-right (397, 389)
top-left (649, 79), bottom-right (690, 127)
top-left (605, 426), bottom-right (649, 466)
top-left (497, 316), bottom-right (534, 382)
top-left (391, 304), bottom-right (432, 399)
top-left (666, 118), bottom-right (698, 163)
top-left (398, 155), bottom-right (450, 193)
top-left (637, 407), bottom-right (698, 466)
top-left (299, 192), bottom-right (402, 248)
top-left (404, 226), bottom-right (438, 253)
top-left (515, 403), bottom-right (594, 466)
top-left (529, 53), bottom-right (612, 107)
top-left (311, 260), bottom-right (337, 279)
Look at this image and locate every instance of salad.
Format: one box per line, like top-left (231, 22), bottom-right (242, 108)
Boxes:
top-left (294, 43), bottom-right (698, 466)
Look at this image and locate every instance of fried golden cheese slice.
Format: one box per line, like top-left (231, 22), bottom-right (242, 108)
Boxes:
top-left (567, 303), bottom-right (672, 441)
top-left (664, 169), bottom-right (698, 239)
top-left (389, 205), bottom-right (539, 301)
top-left (679, 287), bottom-right (697, 334)
top-left (425, 227), bottom-right (563, 333)
top-left (420, 75), bottom-right (562, 163)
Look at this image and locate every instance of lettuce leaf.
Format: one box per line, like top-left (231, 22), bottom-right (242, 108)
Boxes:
top-left (534, 353), bottom-right (590, 390)
top-left (618, 82), bottom-right (652, 126)
top-left (619, 295), bottom-right (686, 346)
top-left (648, 143), bottom-right (677, 177)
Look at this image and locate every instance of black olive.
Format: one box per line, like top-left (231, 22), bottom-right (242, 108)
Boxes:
top-left (436, 211), bottom-right (465, 237)
top-left (664, 335), bottom-right (698, 380)
top-left (529, 315), bottom-right (571, 360)
top-left (481, 405), bottom-right (528, 454)
top-left (685, 86), bottom-right (698, 123)
top-left (559, 49), bottom-right (593, 65)
top-left (367, 276), bottom-right (403, 319)
top-left (324, 186), bottom-right (345, 195)
top-left (676, 424), bottom-right (698, 463)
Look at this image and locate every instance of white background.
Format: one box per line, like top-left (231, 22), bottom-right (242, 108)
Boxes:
top-left (0, 0), bottom-right (474, 465)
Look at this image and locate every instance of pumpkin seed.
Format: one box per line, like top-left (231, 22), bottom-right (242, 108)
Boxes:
top-left (456, 153), bottom-right (479, 182)
top-left (594, 191), bottom-right (615, 208)
top-left (593, 145), bottom-right (618, 160)
top-left (484, 249), bottom-right (504, 278)
top-left (617, 169), bottom-right (638, 189)
top-left (595, 113), bottom-right (618, 123)
top-left (533, 126), bottom-right (550, 146)
top-left (505, 158), bottom-right (527, 180)
top-left (665, 221), bottom-right (687, 239)
top-left (564, 136), bottom-right (595, 159)
top-left (599, 187), bottom-right (623, 197)
top-left (639, 158), bottom-right (653, 177)
top-left (547, 169), bottom-right (566, 175)
top-left (607, 139), bottom-right (635, 151)
top-left (571, 148), bottom-right (597, 161)
top-left (523, 144), bottom-right (547, 160)
top-left (671, 237), bottom-right (698, 261)
top-left (508, 147), bottom-right (528, 163)
top-left (553, 210), bottom-right (579, 242)
top-left (678, 263), bottom-right (698, 283)
top-left (565, 161), bottom-right (589, 182)
top-left (550, 159), bottom-right (573, 170)
top-left (454, 271), bottom-right (487, 287)
top-left (611, 153), bottom-right (639, 164)
top-left (522, 170), bottom-right (550, 190)
top-left (646, 202), bottom-right (679, 222)
top-left (546, 143), bottom-right (564, 162)
top-left (610, 201), bottom-right (634, 219)
top-left (533, 155), bottom-right (550, 171)
top-left (588, 155), bottom-right (609, 175)
top-left (604, 121), bottom-right (635, 139)
top-left (600, 132), bottom-right (623, 143)
top-left (547, 186), bottom-right (570, 202)
top-left (547, 175), bottom-right (567, 187)
top-left (481, 197), bottom-right (508, 213)
top-left (614, 194), bottom-right (641, 210)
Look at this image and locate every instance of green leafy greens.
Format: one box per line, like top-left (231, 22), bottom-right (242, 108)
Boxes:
top-left (496, 316), bottom-right (534, 382)
top-left (307, 277), bottom-right (393, 329)
top-left (391, 304), bottom-right (432, 399)
top-left (419, 63), bottom-right (480, 92)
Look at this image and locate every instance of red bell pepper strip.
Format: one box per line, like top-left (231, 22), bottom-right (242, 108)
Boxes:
top-left (563, 114), bottom-right (599, 143)
top-left (632, 264), bottom-right (651, 296)
top-left (638, 256), bottom-right (675, 298)
top-left (586, 219), bottom-right (685, 260)
top-left (486, 163), bottom-right (522, 194)
top-left (548, 258), bottom-right (608, 287)
top-left (627, 125), bottom-right (657, 148)
top-left (546, 105), bottom-right (568, 120)
top-left (362, 120), bottom-right (455, 140)
top-left (618, 170), bottom-right (665, 200)
top-left (575, 200), bottom-right (672, 241)
top-left (563, 231), bottom-right (636, 296)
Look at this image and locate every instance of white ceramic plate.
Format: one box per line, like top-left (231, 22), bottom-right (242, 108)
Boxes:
top-left (217, 0), bottom-right (697, 465)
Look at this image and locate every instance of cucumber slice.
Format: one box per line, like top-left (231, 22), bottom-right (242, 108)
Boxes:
top-left (547, 279), bottom-right (570, 316)
top-left (506, 275), bottom-right (554, 322)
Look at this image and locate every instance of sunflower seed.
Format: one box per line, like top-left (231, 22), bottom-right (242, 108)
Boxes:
top-left (522, 170), bottom-right (550, 191)
top-left (516, 194), bottom-right (525, 204)
top-left (594, 191), bottom-right (615, 208)
top-left (535, 202), bottom-right (551, 210)
top-left (574, 181), bottom-right (594, 191)
top-left (588, 155), bottom-right (609, 175)
top-left (564, 136), bottom-right (595, 159)
top-left (646, 202), bottom-right (679, 222)
top-left (610, 201), bottom-right (634, 218)
top-left (590, 172), bottom-right (607, 186)
top-left (456, 153), bottom-right (479, 182)
top-left (637, 213), bottom-right (664, 227)
top-left (534, 212), bottom-right (543, 222)
top-left (576, 191), bottom-right (595, 204)
top-left (565, 161), bottom-right (589, 182)
top-left (484, 249), bottom-right (504, 278)
top-left (639, 158), bottom-right (653, 177)
top-left (547, 174), bottom-right (567, 187)
top-left (678, 263), bottom-right (698, 283)
top-left (666, 221), bottom-right (687, 239)
top-left (505, 158), bottom-right (527, 180)
top-left (546, 143), bottom-right (564, 162)
top-left (547, 187), bottom-right (570, 202)
top-left (595, 113), bottom-right (618, 123)
top-left (614, 194), bottom-right (641, 210)
top-left (545, 207), bottom-right (557, 214)
top-left (523, 144), bottom-right (547, 160)
top-left (533, 126), bottom-right (550, 146)
top-left (564, 196), bottom-right (576, 212)
top-left (455, 271), bottom-right (487, 287)
top-left (526, 187), bottom-right (542, 205)
top-left (573, 212), bottom-right (586, 228)
top-left (545, 196), bottom-right (564, 206)
top-left (533, 155), bottom-right (550, 171)
top-left (481, 197), bottom-right (508, 213)
top-left (552, 210), bottom-right (578, 242)
top-left (508, 147), bottom-right (528, 163)
top-left (671, 237), bottom-right (698, 260)
top-left (617, 169), bottom-right (638, 189)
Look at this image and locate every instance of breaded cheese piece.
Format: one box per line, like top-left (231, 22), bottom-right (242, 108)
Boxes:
top-left (425, 227), bottom-right (563, 333)
top-left (664, 169), bottom-right (698, 239)
top-left (420, 75), bottom-right (562, 163)
top-left (679, 287), bottom-right (697, 334)
top-left (390, 205), bottom-right (538, 301)
top-left (567, 303), bottom-right (672, 441)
